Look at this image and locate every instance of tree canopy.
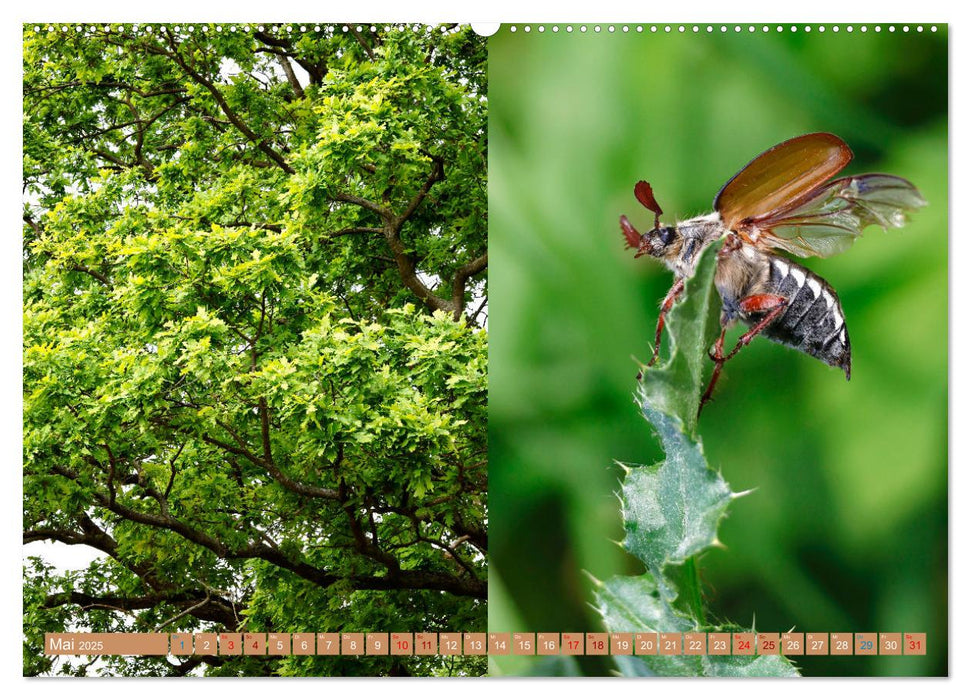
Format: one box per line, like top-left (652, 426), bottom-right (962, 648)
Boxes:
top-left (23, 23), bottom-right (487, 677)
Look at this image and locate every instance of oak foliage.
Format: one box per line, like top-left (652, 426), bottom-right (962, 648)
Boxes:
top-left (23, 24), bottom-right (487, 677)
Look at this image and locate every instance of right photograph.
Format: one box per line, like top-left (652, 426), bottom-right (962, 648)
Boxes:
top-left (487, 24), bottom-right (947, 677)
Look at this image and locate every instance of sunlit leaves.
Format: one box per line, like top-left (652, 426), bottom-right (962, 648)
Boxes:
top-left (24, 24), bottom-right (486, 677)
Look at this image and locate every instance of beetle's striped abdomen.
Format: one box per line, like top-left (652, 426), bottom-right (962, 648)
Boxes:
top-left (759, 256), bottom-right (851, 378)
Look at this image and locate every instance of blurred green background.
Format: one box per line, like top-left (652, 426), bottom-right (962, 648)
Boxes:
top-left (487, 25), bottom-right (947, 677)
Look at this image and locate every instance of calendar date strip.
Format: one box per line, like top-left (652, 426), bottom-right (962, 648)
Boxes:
top-left (44, 631), bottom-right (926, 657)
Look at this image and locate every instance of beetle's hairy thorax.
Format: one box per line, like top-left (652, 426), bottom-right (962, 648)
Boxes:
top-left (667, 213), bottom-right (725, 278)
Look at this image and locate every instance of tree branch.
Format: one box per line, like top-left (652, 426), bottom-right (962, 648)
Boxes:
top-left (451, 252), bottom-right (488, 321)
top-left (42, 589), bottom-right (238, 629)
top-left (204, 415), bottom-right (341, 500)
top-left (274, 55), bottom-right (306, 100)
top-left (333, 192), bottom-right (393, 220)
top-left (325, 226), bottom-right (384, 239)
top-left (68, 264), bottom-right (112, 287)
top-left (394, 156), bottom-right (444, 228)
top-left (162, 29), bottom-right (295, 176)
top-left (153, 590), bottom-right (211, 631)
top-left (253, 31), bottom-right (328, 85)
top-left (349, 26), bottom-right (376, 61)
top-left (42, 452), bottom-right (485, 602)
top-left (382, 226), bottom-right (455, 315)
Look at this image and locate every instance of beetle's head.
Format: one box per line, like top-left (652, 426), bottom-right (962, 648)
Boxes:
top-left (620, 179), bottom-right (680, 259)
top-left (620, 216), bottom-right (679, 259)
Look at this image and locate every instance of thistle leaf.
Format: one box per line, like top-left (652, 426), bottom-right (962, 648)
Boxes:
top-left (596, 243), bottom-right (799, 677)
top-left (636, 245), bottom-right (722, 437)
top-left (620, 404), bottom-right (732, 576)
top-left (595, 575), bottom-right (799, 677)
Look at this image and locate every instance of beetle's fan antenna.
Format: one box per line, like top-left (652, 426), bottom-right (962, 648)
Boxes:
top-left (634, 180), bottom-right (663, 230)
top-left (619, 215), bottom-right (641, 250)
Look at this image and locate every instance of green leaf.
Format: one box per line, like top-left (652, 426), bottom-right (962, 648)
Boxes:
top-left (594, 575), bottom-right (799, 677)
top-left (620, 404), bottom-right (734, 576)
top-left (636, 245), bottom-right (721, 438)
top-left (597, 574), bottom-right (694, 636)
top-left (615, 653), bottom-right (800, 678)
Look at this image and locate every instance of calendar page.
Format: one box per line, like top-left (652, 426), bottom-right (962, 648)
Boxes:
top-left (21, 18), bottom-right (947, 679)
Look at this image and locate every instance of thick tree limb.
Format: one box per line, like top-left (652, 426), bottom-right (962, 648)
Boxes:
top-left (331, 156), bottom-right (487, 320)
top-left (253, 31), bottom-right (328, 85)
top-left (44, 464), bottom-right (485, 598)
top-left (25, 79), bottom-right (186, 100)
top-left (340, 490), bottom-right (401, 573)
top-left (26, 515), bottom-right (238, 627)
top-left (257, 399), bottom-right (341, 500)
top-left (41, 590), bottom-right (237, 629)
top-left (67, 264), bottom-right (112, 287)
top-left (451, 253), bottom-right (488, 321)
top-left (326, 226), bottom-right (384, 238)
top-left (382, 227), bottom-right (455, 316)
top-left (334, 192), bottom-right (393, 220)
top-left (167, 655), bottom-right (224, 676)
top-left (274, 55), bottom-right (306, 100)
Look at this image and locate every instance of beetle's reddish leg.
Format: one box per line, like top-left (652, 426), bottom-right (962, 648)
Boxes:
top-left (699, 294), bottom-right (788, 416)
top-left (699, 327), bottom-right (728, 415)
top-left (648, 277), bottom-right (686, 367)
top-left (723, 294), bottom-right (788, 361)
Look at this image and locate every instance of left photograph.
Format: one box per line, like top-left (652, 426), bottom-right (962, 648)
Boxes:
top-left (23, 24), bottom-right (487, 677)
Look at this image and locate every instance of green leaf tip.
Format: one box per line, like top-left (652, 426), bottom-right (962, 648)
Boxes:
top-left (636, 245), bottom-right (721, 437)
